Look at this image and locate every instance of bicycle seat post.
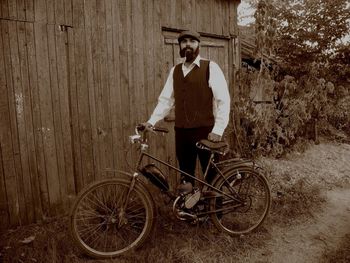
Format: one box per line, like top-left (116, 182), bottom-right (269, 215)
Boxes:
top-left (203, 152), bottom-right (215, 180)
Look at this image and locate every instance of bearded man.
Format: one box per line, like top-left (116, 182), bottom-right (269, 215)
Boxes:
top-left (143, 30), bottom-right (230, 187)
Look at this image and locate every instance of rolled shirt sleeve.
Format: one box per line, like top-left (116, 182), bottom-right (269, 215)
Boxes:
top-left (209, 61), bottom-right (230, 136)
top-left (148, 67), bottom-right (175, 126)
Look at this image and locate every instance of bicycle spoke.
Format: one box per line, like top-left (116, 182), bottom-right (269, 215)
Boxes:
top-left (211, 169), bottom-right (270, 235)
top-left (70, 179), bottom-right (154, 257)
top-left (78, 222), bottom-right (105, 243)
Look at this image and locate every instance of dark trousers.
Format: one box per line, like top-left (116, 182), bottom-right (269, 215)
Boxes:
top-left (175, 126), bottom-right (216, 185)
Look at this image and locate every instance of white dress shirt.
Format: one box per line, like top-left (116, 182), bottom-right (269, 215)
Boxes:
top-left (148, 55), bottom-right (230, 136)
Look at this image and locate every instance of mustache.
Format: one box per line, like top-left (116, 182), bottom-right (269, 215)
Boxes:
top-left (179, 47), bottom-right (196, 58)
top-left (183, 47), bottom-right (194, 52)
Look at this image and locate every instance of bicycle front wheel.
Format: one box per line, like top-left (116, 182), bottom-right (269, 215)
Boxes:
top-left (210, 167), bottom-right (271, 235)
top-left (70, 178), bottom-right (155, 258)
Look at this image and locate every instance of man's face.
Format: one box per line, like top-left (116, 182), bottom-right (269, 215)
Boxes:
top-left (179, 37), bottom-right (199, 62)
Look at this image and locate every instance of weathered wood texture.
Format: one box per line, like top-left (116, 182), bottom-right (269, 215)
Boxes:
top-left (0, 0), bottom-right (239, 228)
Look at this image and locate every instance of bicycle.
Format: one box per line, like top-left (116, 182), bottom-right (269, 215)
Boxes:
top-left (69, 124), bottom-right (271, 259)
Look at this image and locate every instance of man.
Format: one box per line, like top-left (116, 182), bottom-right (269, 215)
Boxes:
top-left (143, 30), bottom-right (230, 187)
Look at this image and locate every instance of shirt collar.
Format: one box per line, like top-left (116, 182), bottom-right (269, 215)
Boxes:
top-left (193, 55), bottom-right (201, 67)
top-left (182, 55), bottom-right (201, 68)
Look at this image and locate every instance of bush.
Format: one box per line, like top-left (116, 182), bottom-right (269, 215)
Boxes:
top-left (235, 65), bottom-right (350, 158)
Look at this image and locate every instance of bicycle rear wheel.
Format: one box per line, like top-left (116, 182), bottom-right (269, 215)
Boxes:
top-left (210, 167), bottom-right (271, 235)
top-left (70, 178), bottom-right (154, 258)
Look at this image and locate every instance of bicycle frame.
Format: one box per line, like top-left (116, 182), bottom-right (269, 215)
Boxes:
top-left (133, 140), bottom-right (242, 202)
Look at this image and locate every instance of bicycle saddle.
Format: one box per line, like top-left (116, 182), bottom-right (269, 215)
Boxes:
top-left (197, 139), bottom-right (229, 151)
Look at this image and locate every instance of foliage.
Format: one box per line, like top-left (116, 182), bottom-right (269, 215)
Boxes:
top-left (236, 66), bottom-right (350, 157)
top-left (272, 0), bottom-right (350, 76)
top-left (235, 0), bottom-right (350, 157)
top-left (253, 0), bottom-right (276, 59)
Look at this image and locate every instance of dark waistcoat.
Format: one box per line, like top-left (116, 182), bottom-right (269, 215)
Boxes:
top-left (173, 60), bottom-right (214, 128)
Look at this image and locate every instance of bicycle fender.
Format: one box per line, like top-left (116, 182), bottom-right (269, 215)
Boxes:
top-left (204, 164), bottom-right (257, 192)
top-left (101, 169), bottom-right (155, 202)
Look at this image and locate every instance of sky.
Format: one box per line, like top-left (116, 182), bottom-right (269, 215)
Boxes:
top-left (237, 1), bottom-right (256, 26)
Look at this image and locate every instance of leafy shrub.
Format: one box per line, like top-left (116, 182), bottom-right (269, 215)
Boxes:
top-left (235, 66), bottom-right (350, 158)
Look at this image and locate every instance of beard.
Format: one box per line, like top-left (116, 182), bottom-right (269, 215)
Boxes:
top-left (179, 46), bottom-right (199, 62)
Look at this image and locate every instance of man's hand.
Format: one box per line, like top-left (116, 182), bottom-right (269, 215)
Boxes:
top-left (208, 132), bottom-right (221, 142)
top-left (140, 122), bottom-right (154, 132)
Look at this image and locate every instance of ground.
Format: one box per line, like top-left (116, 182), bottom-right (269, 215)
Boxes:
top-left (0, 139), bottom-right (349, 263)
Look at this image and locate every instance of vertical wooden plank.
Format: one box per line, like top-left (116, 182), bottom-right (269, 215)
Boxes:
top-left (160, 0), bottom-right (170, 28)
top-left (153, 0), bottom-right (163, 104)
top-left (16, 21), bottom-right (36, 223)
top-left (0, 143), bottom-right (10, 229)
top-left (175, 0), bottom-right (182, 28)
top-left (73, 0), bottom-right (94, 186)
top-left (55, 23), bottom-right (75, 199)
top-left (144, 0), bottom-right (154, 117)
top-left (7, 21), bottom-right (29, 224)
top-left (67, 26), bottom-right (82, 192)
top-left (34, 22), bottom-right (61, 214)
top-left (84, 0), bottom-right (100, 177)
top-left (72, 0), bottom-right (84, 28)
top-left (16, 0), bottom-right (26, 20)
top-left (46, 0), bottom-right (55, 24)
top-left (118, 0), bottom-right (132, 171)
top-left (1, 0), bottom-right (9, 18)
top-left (212, 0), bottom-right (221, 34)
top-left (182, 0), bottom-right (191, 29)
top-left (64, 0), bottom-right (72, 26)
top-left (47, 24), bottom-right (66, 213)
top-left (25, 0), bottom-right (34, 21)
top-left (162, 43), bottom-right (177, 189)
top-left (108, 0), bottom-right (122, 171)
top-left (132, 0), bottom-right (145, 124)
top-left (0, 20), bottom-right (17, 226)
top-left (98, 0), bottom-right (113, 176)
top-left (169, 0), bottom-right (176, 26)
top-left (91, 0), bottom-right (104, 178)
top-left (25, 22), bottom-right (48, 219)
top-left (92, 0), bottom-right (104, 177)
top-left (229, 0), bottom-right (237, 36)
top-left (21, 22), bottom-right (43, 221)
top-left (196, 0), bottom-right (205, 32)
top-left (1, 20), bottom-right (21, 226)
top-left (222, 0), bottom-right (229, 35)
top-left (54, 0), bottom-right (65, 25)
top-left (34, 0), bottom-right (47, 23)
top-left (8, 0), bottom-right (16, 19)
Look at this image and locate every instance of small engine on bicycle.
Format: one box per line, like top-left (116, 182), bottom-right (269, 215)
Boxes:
top-left (172, 183), bottom-right (206, 222)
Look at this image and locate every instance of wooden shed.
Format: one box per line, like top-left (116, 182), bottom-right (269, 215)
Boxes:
top-left (0, 0), bottom-right (241, 228)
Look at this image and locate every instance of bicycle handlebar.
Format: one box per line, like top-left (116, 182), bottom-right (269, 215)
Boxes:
top-left (136, 124), bottom-right (169, 134)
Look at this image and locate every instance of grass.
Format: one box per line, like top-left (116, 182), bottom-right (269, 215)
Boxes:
top-left (0, 181), bottom-right (321, 263)
top-left (321, 234), bottom-right (350, 263)
top-left (1, 139), bottom-right (349, 262)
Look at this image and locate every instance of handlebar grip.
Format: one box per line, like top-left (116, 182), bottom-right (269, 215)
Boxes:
top-left (136, 124), bottom-right (169, 133)
top-left (153, 127), bottom-right (169, 133)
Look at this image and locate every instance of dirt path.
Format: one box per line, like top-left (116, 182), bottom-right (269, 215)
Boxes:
top-left (237, 141), bottom-right (350, 263)
top-left (254, 188), bottom-right (350, 263)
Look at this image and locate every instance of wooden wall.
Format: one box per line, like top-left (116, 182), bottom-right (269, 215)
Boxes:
top-left (0, 0), bottom-right (240, 228)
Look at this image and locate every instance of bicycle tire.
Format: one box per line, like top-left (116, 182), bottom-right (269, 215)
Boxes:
top-left (210, 166), bottom-right (271, 235)
top-left (70, 178), bottom-right (155, 258)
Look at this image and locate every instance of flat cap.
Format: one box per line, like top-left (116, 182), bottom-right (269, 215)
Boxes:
top-left (178, 30), bottom-right (201, 43)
